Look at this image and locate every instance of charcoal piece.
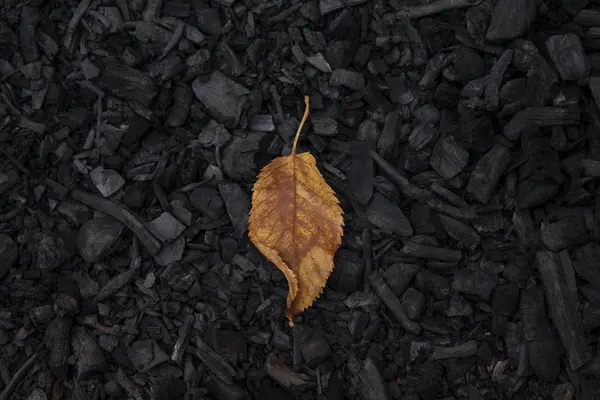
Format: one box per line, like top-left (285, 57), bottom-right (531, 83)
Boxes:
top-left (148, 375), bottom-right (188, 400)
top-left (437, 214), bottom-right (480, 250)
top-left (329, 69), bottom-right (365, 91)
top-left (364, 83), bottom-right (393, 113)
top-left (401, 288), bottom-right (425, 320)
top-left (347, 355), bottom-right (390, 400)
top-left (90, 167), bottom-right (125, 197)
top-left (45, 316), bottom-right (72, 377)
top-left (0, 234), bottom-right (18, 279)
top-left (249, 115), bottom-right (275, 132)
top-left (382, 263), bottom-right (421, 297)
top-left (414, 362), bottom-right (443, 400)
top-left (127, 340), bottom-right (170, 372)
top-left (492, 283), bottom-right (519, 316)
top-left (218, 182), bottom-right (249, 236)
top-left (511, 210), bottom-right (539, 247)
top-left (307, 53), bottom-right (332, 73)
top-left (429, 341), bottom-right (478, 360)
top-left (222, 133), bottom-right (268, 181)
top-left (326, 40), bottom-right (358, 69)
top-left (30, 305), bottom-right (54, 327)
top-left (430, 136), bottom-right (469, 180)
top-left (419, 53), bottom-right (453, 91)
top-left (20, 6), bottom-right (40, 62)
top-left (446, 293), bottom-right (473, 317)
top-left (154, 236), bottom-right (185, 266)
top-left (370, 270), bottom-right (421, 334)
top-left (161, 263), bottom-right (197, 292)
top-left (503, 107), bottom-right (580, 140)
top-left (520, 287), bottom-right (561, 380)
top-left (189, 188), bottom-right (224, 219)
top-left (197, 119), bottom-right (231, 147)
top-left (540, 217), bottom-right (587, 251)
top-left (546, 34), bottom-right (589, 81)
top-left (453, 47), bottom-right (485, 84)
top-left (517, 179), bottom-right (559, 208)
top-left (400, 242), bottom-right (461, 262)
top-left (358, 120), bottom-right (381, 143)
top-left (411, 203), bottom-right (437, 235)
top-left (147, 212), bottom-right (186, 242)
top-left (192, 72), bottom-right (249, 128)
top-left (319, 0), bottom-right (368, 15)
top-left (485, 49), bottom-right (513, 111)
top-left (572, 245), bottom-right (600, 289)
top-left (312, 117), bottom-right (338, 136)
top-left (536, 251), bottom-right (590, 370)
top-left (466, 144), bottom-right (511, 204)
top-left (193, 1), bottom-right (222, 35)
top-left (452, 268), bottom-right (497, 300)
top-left (77, 215), bottom-right (124, 263)
top-left (349, 142), bottom-right (373, 205)
top-left (330, 251), bottom-right (363, 293)
top-left (301, 336), bottom-right (331, 366)
top-left (581, 159), bottom-right (600, 177)
top-left (36, 232), bottom-right (73, 272)
top-left (81, 59), bottom-right (100, 80)
top-left (95, 261), bottom-right (140, 302)
top-left (165, 84), bottom-right (192, 127)
top-left (408, 124), bottom-right (435, 151)
top-left (265, 353), bottom-right (310, 394)
top-left (96, 63), bottom-right (157, 106)
top-left (208, 378), bottom-right (250, 400)
top-left (485, 0), bottom-right (536, 41)
top-left (0, 169), bottom-right (19, 195)
top-left (366, 193), bottom-right (413, 236)
top-left (377, 110), bottom-right (399, 158)
top-left (71, 327), bottom-right (107, 380)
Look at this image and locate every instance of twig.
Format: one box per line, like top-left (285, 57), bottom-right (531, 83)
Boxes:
top-left (72, 190), bottom-right (162, 255)
top-left (63, 0), bottom-right (91, 51)
top-left (160, 18), bottom-right (184, 59)
top-left (0, 345), bottom-right (43, 400)
top-left (396, 0), bottom-right (482, 19)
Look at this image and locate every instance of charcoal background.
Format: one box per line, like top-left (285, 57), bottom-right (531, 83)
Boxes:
top-left (1, 0), bottom-right (600, 399)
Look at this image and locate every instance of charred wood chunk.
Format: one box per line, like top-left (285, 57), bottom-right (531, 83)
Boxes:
top-left (492, 283), bottom-right (520, 316)
top-left (95, 63), bottom-right (158, 107)
top-left (573, 244), bottom-right (600, 290)
top-left (71, 326), bottom-right (107, 380)
top-left (218, 182), bottom-right (250, 236)
top-left (0, 234), bottom-right (18, 280)
top-left (452, 268), bottom-right (497, 301)
top-left (400, 241), bottom-right (461, 262)
top-left (437, 214), bottom-right (480, 250)
top-left (265, 353), bottom-right (311, 394)
top-left (366, 193), bottom-right (413, 236)
top-left (466, 144), bottom-right (511, 204)
top-left (517, 178), bottom-right (559, 208)
top-left (192, 71), bottom-right (249, 128)
top-left (415, 270), bottom-right (451, 300)
top-left (536, 251), bottom-right (591, 371)
top-left (347, 354), bottom-right (391, 400)
top-left (77, 215), bottom-right (124, 263)
top-left (127, 340), bottom-right (170, 372)
top-left (402, 288), bottom-right (426, 320)
top-left (349, 142), bottom-right (374, 205)
top-left (301, 336), bottom-right (332, 366)
top-left (45, 316), bottom-right (72, 378)
top-left (546, 34), bottom-right (589, 81)
top-left (222, 133), bottom-right (268, 181)
top-left (486, 0), bottom-right (537, 41)
top-left (540, 216), bottom-right (588, 251)
top-left (503, 107), bottom-right (580, 141)
top-left (382, 263), bottom-right (421, 298)
top-left (370, 270), bottom-right (421, 334)
top-left (330, 250), bottom-right (364, 293)
top-left (430, 136), bottom-right (469, 180)
top-left (165, 84), bottom-right (193, 127)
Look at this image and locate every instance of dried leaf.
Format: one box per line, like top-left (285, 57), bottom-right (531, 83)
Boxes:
top-left (249, 97), bottom-right (344, 325)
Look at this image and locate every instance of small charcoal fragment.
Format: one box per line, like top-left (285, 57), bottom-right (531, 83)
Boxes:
top-left (90, 167), bottom-right (125, 197)
top-left (147, 212), bottom-right (186, 242)
top-left (347, 355), bottom-right (390, 400)
top-left (0, 234), bottom-right (18, 279)
top-left (219, 182), bottom-right (250, 236)
top-left (330, 251), bottom-right (364, 293)
top-left (486, 0), bottom-right (537, 41)
top-left (382, 263), bottom-right (421, 297)
top-left (329, 69), bottom-right (365, 91)
top-left (222, 133), bottom-right (268, 180)
top-left (438, 214), bottom-right (480, 250)
top-left (165, 84), bottom-right (193, 127)
top-left (77, 215), bottom-right (124, 263)
top-left (366, 193), bottom-right (413, 236)
top-left (493, 283), bottom-right (520, 316)
top-left (312, 117), bottom-right (338, 136)
top-left (45, 316), bottom-right (72, 377)
top-left (71, 327), bottom-right (107, 380)
top-left (349, 142), bottom-right (373, 205)
top-left (503, 107), bottom-right (580, 141)
top-left (546, 34), bottom-right (589, 81)
top-left (307, 53), bottom-right (332, 73)
top-left (192, 71), bottom-right (249, 128)
top-left (400, 242), bottom-right (461, 262)
top-left (466, 144), bottom-right (512, 204)
top-left (301, 336), bottom-right (331, 366)
top-left (96, 63), bottom-right (157, 106)
top-left (430, 136), bottom-right (469, 180)
top-left (402, 288), bottom-right (425, 320)
top-left (370, 270), bottom-right (421, 334)
top-left (540, 217), bottom-right (588, 251)
top-left (249, 115), bottom-right (275, 132)
top-left (517, 179), bottom-right (559, 208)
top-left (265, 353), bottom-right (310, 394)
top-left (189, 187), bottom-right (224, 219)
top-left (452, 268), bottom-right (498, 300)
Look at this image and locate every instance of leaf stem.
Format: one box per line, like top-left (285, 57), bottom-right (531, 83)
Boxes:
top-left (291, 96), bottom-right (310, 156)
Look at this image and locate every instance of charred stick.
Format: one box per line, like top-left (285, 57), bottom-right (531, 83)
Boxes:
top-left (0, 345), bottom-right (43, 400)
top-left (363, 229), bottom-right (373, 292)
top-left (370, 150), bottom-right (429, 199)
top-left (63, 0), bottom-right (91, 51)
top-left (396, 0), bottom-right (482, 19)
top-left (430, 340), bottom-right (478, 360)
top-left (172, 315), bottom-right (194, 364)
top-left (115, 369), bottom-right (145, 400)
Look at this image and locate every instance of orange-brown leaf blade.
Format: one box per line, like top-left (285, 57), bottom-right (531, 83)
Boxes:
top-left (249, 148), bottom-right (343, 325)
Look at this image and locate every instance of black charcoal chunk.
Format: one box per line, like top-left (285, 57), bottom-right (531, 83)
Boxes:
top-left (0, 234), bottom-right (18, 279)
top-left (301, 336), bottom-right (331, 366)
top-left (219, 182), bottom-right (250, 236)
top-left (329, 69), bottom-right (365, 91)
top-left (77, 215), bottom-right (124, 263)
top-left (486, 0), bottom-right (537, 41)
top-left (45, 316), bottom-right (72, 377)
top-left (517, 179), bottom-right (559, 208)
top-left (415, 270), bottom-right (451, 300)
top-left (492, 283), bottom-right (520, 316)
top-left (312, 117), bottom-right (338, 136)
top-left (189, 188), bottom-right (224, 219)
top-left (366, 193), bottom-right (413, 236)
top-left (71, 327), bottom-right (107, 380)
top-left (249, 115), bottom-right (275, 132)
top-left (540, 217), bottom-right (588, 251)
top-left (349, 142), bottom-right (373, 205)
top-left (430, 136), bottom-right (469, 180)
top-left (503, 107), bottom-right (580, 141)
top-left (364, 82), bottom-right (393, 113)
top-left (192, 71), bottom-right (249, 128)
top-left (466, 144), bottom-right (512, 204)
top-left (147, 212), bottom-right (186, 242)
top-left (573, 244), bottom-right (600, 289)
top-left (307, 53), bottom-right (332, 72)
top-left (536, 251), bottom-right (591, 370)
top-left (383, 263), bottom-right (421, 297)
top-left (400, 241), bottom-right (461, 262)
top-left (378, 110), bottom-right (399, 158)
top-left (193, 1), bottom-right (222, 35)
top-left (546, 34), bottom-right (589, 81)
top-left (330, 250), bottom-right (364, 293)
top-left (166, 84), bottom-right (193, 127)
top-left (96, 63), bottom-right (157, 106)
top-left (402, 288), bottom-right (425, 320)
top-left (128, 340), bottom-right (170, 372)
top-left (319, 0), bottom-right (368, 15)
top-left (454, 47), bottom-right (486, 84)
top-left (452, 268), bottom-right (498, 300)
top-left (90, 167), bottom-right (126, 197)
top-left (437, 214), bottom-right (480, 250)
top-left (222, 133), bottom-right (268, 181)
top-left (581, 159), bottom-right (600, 177)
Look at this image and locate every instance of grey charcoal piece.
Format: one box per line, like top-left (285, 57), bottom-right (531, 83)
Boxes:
top-left (90, 167), bottom-right (125, 197)
top-left (466, 144), bottom-right (512, 204)
top-left (45, 316), bottom-right (72, 378)
top-left (588, 77), bottom-right (600, 111)
top-left (71, 326), bottom-right (107, 380)
top-left (0, 234), bottom-right (18, 279)
top-left (382, 263), bottom-right (421, 297)
top-left (438, 214), bottom-right (480, 250)
top-left (319, 0), bottom-right (368, 15)
top-left (503, 107), bottom-right (580, 140)
top-left (219, 182), bottom-right (250, 236)
top-left (165, 84), bottom-right (193, 127)
top-left (301, 336), bottom-right (332, 366)
top-left (96, 63), bottom-right (158, 106)
top-left (486, 0), bottom-right (537, 41)
top-left (452, 268), bottom-right (497, 300)
top-left (81, 59), bottom-right (100, 80)
top-left (249, 115), bottom-right (275, 132)
top-left (147, 212), bottom-right (186, 242)
top-left (546, 34), bottom-right (589, 81)
top-left (312, 117), bottom-right (338, 136)
top-left (347, 354), bottom-right (391, 400)
top-left (366, 193), bottom-right (413, 236)
top-left (77, 215), bottom-right (124, 263)
top-left (192, 71), bottom-right (249, 128)
top-left (307, 53), bottom-right (332, 73)
top-left (430, 136), bottom-right (469, 180)
top-left (154, 236), bottom-right (185, 266)
top-left (329, 69), bottom-right (365, 91)
top-left (128, 340), bottom-right (170, 372)
top-left (540, 217), bottom-right (588, 251)
top-left (400, 241), bottom-right (461, 262)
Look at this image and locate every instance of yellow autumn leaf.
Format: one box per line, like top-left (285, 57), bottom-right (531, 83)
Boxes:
top-left (248, 96), bottom-right (344, 326)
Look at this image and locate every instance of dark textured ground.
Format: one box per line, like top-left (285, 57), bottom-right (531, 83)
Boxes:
top-left (1, 0), bottom-right (600, 399)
